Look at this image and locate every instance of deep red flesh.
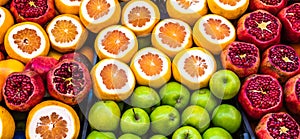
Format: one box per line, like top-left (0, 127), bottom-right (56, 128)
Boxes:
top-left (13, 0), bottom-right (48, 18)
top-left (269, 45), bottom-right (299, 72)
top-left (260, 0), bottom-right (282, 5)
top-left (296, 79), bottom-right (300, 101)
top-left (286, 3), bottom-right (300, 32)
top-left (229, 42), bottom-right (259, 68)
top-left (267, 113), bottom-right (299, 138)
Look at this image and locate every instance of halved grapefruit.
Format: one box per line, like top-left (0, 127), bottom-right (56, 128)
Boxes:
top-left (91, 59), bottom-right (136, 101)
top-left (207, 0), bottom-right (249, 19)
top-left (0, 106), bottom-right (15, 139)
top-left (193, 14), bottom-right (236, 55)
top-left (94, 25), bottom-right (138, 63)
top-left (46, 14), bottom-right (88, 53)
top-left (130, 47), bottom-right (171, 88)
top-left (0, 7), bottom-right (14, 44)
top-left (172, 47), bottom-right (217, 90)
top-left (151, 18), bottom-right (192, 58)
top-left (79, 0), bottom-right (121, 33)
top-left (4, 22), bottom-right (50, 63)
top-left (121, 0), bottom-right (160, 36)
top-left (55, 0), bottom-right (82, 15)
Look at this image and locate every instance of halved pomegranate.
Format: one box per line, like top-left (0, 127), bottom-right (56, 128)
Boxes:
top-left (59, 52), bottom-right (92, 70)
top-left (24, 56), bottom-right (58, 80)
top-left (249, 0), bottom-right (288, 15)
top-left (284, 74), bottom-right (300, 115)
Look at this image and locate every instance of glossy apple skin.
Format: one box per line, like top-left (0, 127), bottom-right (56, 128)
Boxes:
top-left (181, 105), bottom-right (210, 133)
top-left (86, 131), bottom-right (116, 139)
top-left (190, 88), bottom-right (219, 114)
top-left (172, 126), bottom-right (202, 139)
top-left (202, 127), bottom-right (233, 139)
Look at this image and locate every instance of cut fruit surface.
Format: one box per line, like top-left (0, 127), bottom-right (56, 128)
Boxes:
top-left (207, 0), bottom-right (249, 19)
top-left (130, 47), bottom-right (171, 88)
top-left (0, 106), bottom-right (15, 139)
top-left (0, 7), bottom-right (14, 44)
top-left (172, 47), bottom-right (217, 90)
top-left (91, 59), bottom-right (136, 101)
top-left (95, 25), bottom-right (138, 63)
top-left (151, 18), bottom-right (192, 58)
top-left (55, 0), bottom-right (81, 14)
top-left (121, 0), bottom-right (160, 36)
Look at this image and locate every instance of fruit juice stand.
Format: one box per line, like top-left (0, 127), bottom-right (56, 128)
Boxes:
top-left (0, 0), bottom-right (299, 139)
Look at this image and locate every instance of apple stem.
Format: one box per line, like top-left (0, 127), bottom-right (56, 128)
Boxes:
top-left (132, 108), bottom-right (139, 120)
top-left (185, 131), bottom-right (190, 139)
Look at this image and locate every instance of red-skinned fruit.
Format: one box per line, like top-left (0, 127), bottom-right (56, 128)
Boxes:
top-left (284, 74), bottom-right (300, 115)
top-left (278, 3), bottom-right (300, 43)
top-left (10, 0), bottom-right (56, 25)
top-left (0, 51), bottom-right (4, 61)
top-left (220, 41), bottom-right (260, 78)
top-left (255, 112), bottom-right (300, 139)
top-left (24, 56), bottom-right (58, 80)
top-left (237, 10), bottom-right (282, 51)
top-left (249, 0), bottom-right (288, 15)
top-left (3, 71), bottom-right (45, 112)
top-left (59, 52), bottom-right (92, 70)
top-left (46, 59), bottom-right (92, 105)
top-left (238, 74), bottom-right (283, 120)
top-left (260, 44), bottom-right (300, 83)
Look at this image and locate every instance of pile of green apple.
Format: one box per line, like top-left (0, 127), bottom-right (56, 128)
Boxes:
top-left (86, 70), bottom-right (243, 139)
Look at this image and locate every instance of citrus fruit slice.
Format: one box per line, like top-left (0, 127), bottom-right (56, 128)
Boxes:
top-left (172, 47), bottom-right (217, 90)
top-left (94, 25), bottom-right (138, 63)
top-left (130, 47), bottom-right (172, 88)
top-left (46, 14), bottom-right (88, 53)
top-left (25, 100), bottom-right (80, 139)
top-left (91, 58), bottom-right (136, 101)
top-left (121, 0), bottom-right (160, 36)
top-left (0, 7), bottom-right (14, 44)
top-left (193, 14), bottom-right (236, 55)
top-left (151, 18), bottom-right (192, 58)
top-left (166, 0), bottom-right (208, 26)
top-left (55, 0), bottom-right (81, 15)
top-left (79, 0), bottom-right (121, 33)
top-left (207, 0), bottom-right (249, 20)
top-left (4, 22), bottom-right (50, 63)
top-left (0, 106), bottom-right (15, 138)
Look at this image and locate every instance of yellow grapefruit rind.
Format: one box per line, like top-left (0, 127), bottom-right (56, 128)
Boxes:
top-left (25, 100), bottom-right (80, 139)
top-left (47, 49), bottom-right (63, 60)
top-left (121, 0), bottom-right (160, 36)
top-left (172, 47), bottom-right (217, 90)
top-left (151, 18), bottom-right (193, 58)
top-left (55, 0), bottom-right (81, 15)
top-left (0, 106), bottom-right (15, 139)
top-left (0, 7), bottom-right (14, 44)
top-left (91, 59), bottom-right (136, 101)
top-left (193, 14), bottom-right (236, 55)
top-left (130, 47), bottom-right (172, 88)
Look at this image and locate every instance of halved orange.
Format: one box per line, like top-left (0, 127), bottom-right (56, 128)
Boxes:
top-left (91, 58), bottom-right (136, 101)
top-left (151, 18), bottom-right (192, 58)
top-left (79, 0), bottom-right (121, 33)
top-left (207, 0), bottom-right (249, 20)
top-left (4, 22), bottom-right (50, 63)
top-left (130, 47), bottom-right (172, 88)
top-left (172, 47), bottom-right (217, 90)
top-left (94, 25), bottom-right (138, 63)
top-left (0, 7), bottom-right (14, 44)
top-left (166, 0), bottom-right (208, 26)
top-left (193, 14), bottom-right (236, 55)
top-left (121, 0), bottom-right (160, 36)
top-left (46, 14), bottom-right (88, 53)
top-left (0, 106), bottom-right (15, 139)
top-left (55, 0), bottom-right (82, 15)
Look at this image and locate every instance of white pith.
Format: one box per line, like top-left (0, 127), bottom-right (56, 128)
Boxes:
top-left (28, 106), bottom-right (75, 139)
top-left (176, 49), bottom-right (215, 83)
top-left (132, 47), bottom-right (169, 80)
top-left (123, 1), bottom-right (157, 30)
top-left (153, 18), bottom-right (191, 51)
top-left (198, 14), bottom-right (235, 44)
top-left (96, 25), bottom-right (136, 58)
top-left (95, 59), bottom-right (135, 94)
top-left (169, 0), bottom-right (206, 13)
top-left (80, 0), bottom-right (116, 24)
top-left (60, 0), bottom-right (81, 6)
top-left (214, 0), bottom-right (248, 10)
top-left (8, 24), bottom-right (46, 58)
top-left (0, 8), bottom-right (5, 28)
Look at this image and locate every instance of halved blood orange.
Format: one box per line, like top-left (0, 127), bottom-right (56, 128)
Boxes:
top-left (79, 0), bottom-right (121, 33)
top-left (46, 14), bottom-right (88, 53)
top-left (55, 0), bottom-right (81, 15)
top-left (0, 7), bottom-right (14, 44)
top-left (172, 47), bottom-right (217, 90)
top-left (26, 100), bottom-right (80, 139)
top-left (94, 25), bottom-right (138, 63)
top-left (193, 14), bottom-right (236, 55)
top-left (0, 106), bottom-right (15, 139)
top-left (91, 59), bottom-right (136, 101)
top-left (207, 0), bottom-right (249, 20)
top-left (130, 47), bottom-right (171, 88)
top-left (4, 22), bottom-right (50, 63)
top-left (121, 0), bottom-right (160, 36)
top-left (151, 18), bottom-right (192, 58)
top-left (166, 0), bottom-right (208, 26)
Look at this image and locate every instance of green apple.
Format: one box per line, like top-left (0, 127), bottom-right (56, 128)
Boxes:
top-left (150, 105), bottom-right (180, 136)
top-left (212, 104), bottom-right (242, 133)
top-left (118, 133), bottom-right (141, 139)
top-left (190, 88), bottom-right (220, 114)
top-left (149, 134), bottom-right (168, 139)
top-left (88, 101), bottom-right (121, 131)
top-left (87, 131), bottom-right (116, 139)
top-left (181, 105), bottom-right (210, 133)
top-left (120, 108), bottom-right (150, 136)
top-left (130, 86), bottom-right (160, 113)
top-left (159, 82), bottom-right (190, 111)
top-left (202, 127), bottom-right (233, 139)
top-left (209, 70), bottom-right (240, 100)
top-left (172, 126), bottom-right (202, 139)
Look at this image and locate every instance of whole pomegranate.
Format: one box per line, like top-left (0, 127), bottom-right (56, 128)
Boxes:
top-left (3, 71), bottom-right (45, 112)
top-left (284, 74), bottom-right (300, 115)
top-left (260, 44), bottom-right (300, 83)
top-left (10, 0), bottom-right (56, 25)
top-left (238, 74), bottom-right (283, 120)
top-left (255, 112), bottom-right (300, 139)
top-left (24, 56), bottom-right (58, 80)
top-left (237, 10), bottom-right (282, 51)
top-left (59, 52), bottom-right (92, 70)
top-left (249, 0), bottom-right (288, 15)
